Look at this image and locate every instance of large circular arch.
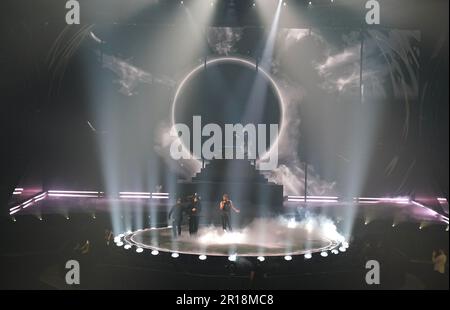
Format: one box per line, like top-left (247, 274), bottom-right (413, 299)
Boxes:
top-left (171, 56), bottom-right (286, 163)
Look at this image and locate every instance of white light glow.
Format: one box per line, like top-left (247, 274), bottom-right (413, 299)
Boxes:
top-left (171, 57), bottom-right (286, 164)
top-left (228, 254), bottom-right (237, 262)
top-left (120, 191), bottom-right (151, 195)
top-left (120, 195), bottom-right (151, 199)
top-left (287, 218), bottom-right (296, 229)
top-left (48, 190), bottom-right (99, 194)
top-left (48, 193), bottom-right (99, 198)
top-left (9, 209), bottom-right (21, 215)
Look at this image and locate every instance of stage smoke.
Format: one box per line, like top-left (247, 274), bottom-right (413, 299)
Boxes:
top-left (174, 215), bottom-right (345, 250)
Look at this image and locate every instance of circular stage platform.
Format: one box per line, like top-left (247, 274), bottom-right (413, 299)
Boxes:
top-left (121, 219), bottom-right (344, 257)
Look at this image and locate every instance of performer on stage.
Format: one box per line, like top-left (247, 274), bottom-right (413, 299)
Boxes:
top-left (188, 193), bottom-right (201, 235)
top-left (219, 194), bottom-right (240, 231)
top-left (168, 198), bottom-right (184, 237)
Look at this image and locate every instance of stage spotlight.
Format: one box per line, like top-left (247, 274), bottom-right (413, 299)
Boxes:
top-left (171, 252), bottom-right (180, 258)
top-left (39, 217), bottom-right (43, 221)
top-left (308, 1), bottom-right (312, 5)
top-left (180, 1), bottom-right (184, 5)
top-left (116, 242), bottom-right (124, 247)
top-left (283, 2), bottom-right (287, 6)
top-left (446, 225), bottom-right (449, 232)
top-left (320, 251), bottom-right (328, 257)
top-left (12, 217), bottom-right (16, 222)
top-left (257, 256), bottom-right (265, 262)
top-left (228, 254), bottom-right (237, 262)
top-left (66, 216), bottom-right (70, 220)
top-left (136, 247), bottom-right (144, 253)
top-left (331, 249), bottom-right (339, 255)
top-left (342, 241), bottom-right (349, 248)
top-left (199, 255), bottom-right (207, 260)
top-left (339, 246), bottom-right (346, 252)
top-left (284, 255), bottom-right (292, 261)
top-left (151, 250), bottom-right (159, 256)
top-left (252, 2), bottom-right (256, 7)
top-left (304, 253), bottom-right (312, 259)
top-left (124, 244), bottom-right (131, 250)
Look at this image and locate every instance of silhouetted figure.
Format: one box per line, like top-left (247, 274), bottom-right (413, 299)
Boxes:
top-left (188, 194), bottom-right (201, 235)
top-left (219, 194), bottom-right (240, 231)
top-left (168, 198), bottom-right (184, 237)
top-left (431, 249), bottom-right (448, 289)
top-left (104, 229), bottom-right (113, 246)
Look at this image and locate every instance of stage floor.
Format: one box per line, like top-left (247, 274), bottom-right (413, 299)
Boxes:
top-left (123, 223), bottom-right (342, 257)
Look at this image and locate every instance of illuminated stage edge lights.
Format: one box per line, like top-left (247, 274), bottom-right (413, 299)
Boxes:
top-left (119, 226), bottom-right (344, 259)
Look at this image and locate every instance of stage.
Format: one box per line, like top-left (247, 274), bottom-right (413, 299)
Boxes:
top-left (122, 223), bottom-right (343, 257)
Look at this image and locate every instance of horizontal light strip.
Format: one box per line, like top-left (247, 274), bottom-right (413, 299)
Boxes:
top-left (287, 198), bottom-right (338, 203)
top-left (48, 190), bottom-right (99, 194)
top-left (120, 195), bottom-right (151, 199)
top-left (48, 193), bottom-right (99, 198)
top-left (120, 191), bottom-right (151, 195)
top-left (152, 193), bottom-right (169, 195)
top-left (288, 195), bottom-right (339, 199)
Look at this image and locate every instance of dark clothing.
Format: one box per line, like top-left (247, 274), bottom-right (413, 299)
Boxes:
top-left (172, 221), bottom-right (182, 237)
top-left (189, 216), bottom-right (199, 235)
top-left (220, 200), bottom-right (234, 231)
top-left (221, 200), bottom-right (232, 212)
top-left (221, 212), bottom-right (232, 231)
top-left (188, 200), bottom-right (201, 235)
top-left (168, 204), bottom-right (184, 237)
top-left (168, 204), bottom-right (184, 221)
